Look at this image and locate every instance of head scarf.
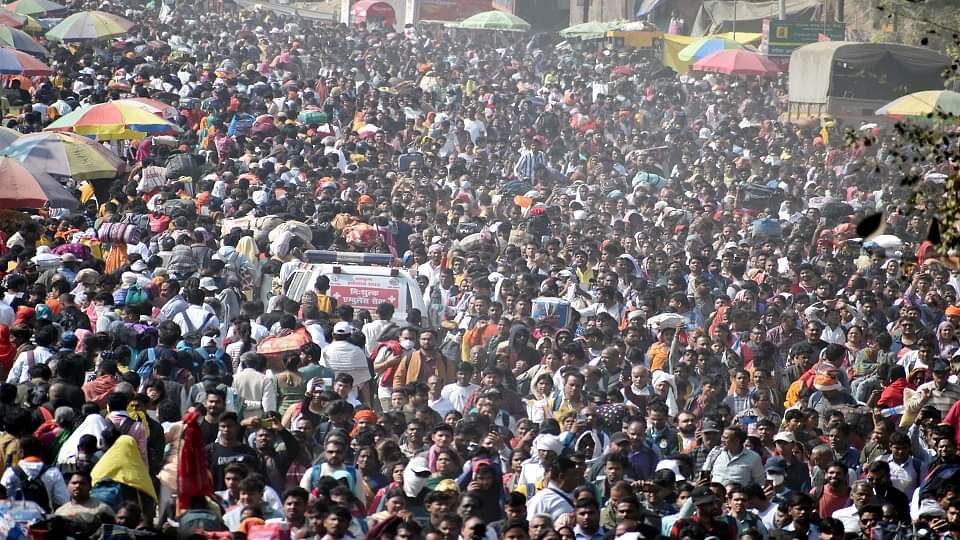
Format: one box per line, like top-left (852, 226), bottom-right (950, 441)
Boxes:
top-left (236, 235), bottom-right (258, 264)
top-left (651, 370), bottom-right (679, 418)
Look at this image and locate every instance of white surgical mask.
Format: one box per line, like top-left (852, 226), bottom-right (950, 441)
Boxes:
top-left (400, 339), bottom-right (415, 350)
top-left (767, 473), bottom-right (785, 486)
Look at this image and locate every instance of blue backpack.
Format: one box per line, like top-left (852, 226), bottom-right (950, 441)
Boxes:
top-left (90, 480), bottom-right (125, 510)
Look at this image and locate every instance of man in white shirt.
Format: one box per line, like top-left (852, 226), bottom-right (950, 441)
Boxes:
top-left (427, 375), bottom-right (455, 417)
top-left (362, 303), bottom-right (395, 355)
top-left (0, 297), bottom-right (14, 327)
top-left (878, 432), bottom-right (924, 499)
top-left (6, 325), bottom-right (57, 384)
top-left (527, 456), bottom-right (581, 520)
top-left (232, 352), bottom-right (277, 419)
top-left (172, 288), bottom-right (220, 339)
top-left (834, 481), bottom-right (875, 534)
top-left (440, 363), bottom-right (478, 413)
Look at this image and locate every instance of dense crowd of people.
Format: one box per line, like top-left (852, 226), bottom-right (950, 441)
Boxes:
top-left (0, 0), bottom-right (958, 538)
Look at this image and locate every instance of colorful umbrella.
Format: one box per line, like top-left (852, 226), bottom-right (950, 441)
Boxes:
top-left (0, 156), bottom-right (78, 209)
top-left (451, 10), bottom-right (531, 32)
top-left (0, 45), bottom-right (50, 75)
top-left (678, 36), bottom-right (744, 62)
top-left (876, 90), bottom-right (960, 119)
top-left (0, 8), bottom-right (41, 32)
top-left (6, 0), bottom-right (66, 17)
top-left (0, 131), bottom-right (124, 180)
top-left (0, 126), bottom-right (20, 147)
top-left (45, 101), bottom-right (181, 140)
top-left (0, 25), bottom-right (46, 55)
top-left (45, 10), bottom-right (134, 42)
top-left (692, 49), bottom-right (781, 76)
top-left (119, 97), bottom-right (178, 121)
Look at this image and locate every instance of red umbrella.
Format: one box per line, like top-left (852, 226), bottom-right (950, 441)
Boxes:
top-left (692, 49), bottom-right (781, 76)
top-left (0, 156), bottom-right (78, 209)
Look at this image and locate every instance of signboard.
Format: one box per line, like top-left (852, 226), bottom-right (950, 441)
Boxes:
top-left (491, 0), bottom-right (514, 11)
top-left (328, 273), bottom-right (403, 311)
top-left (418, 0), bottom-right (492, 21)
top-left (764, 20), bottom-right (846, 56)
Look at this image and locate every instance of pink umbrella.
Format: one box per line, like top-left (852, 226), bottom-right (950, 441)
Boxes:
top-left (692, 49), bottom-right (781, 76)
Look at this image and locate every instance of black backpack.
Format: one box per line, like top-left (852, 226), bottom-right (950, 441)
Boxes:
top-left (13, 465), bottom-right (51, 512)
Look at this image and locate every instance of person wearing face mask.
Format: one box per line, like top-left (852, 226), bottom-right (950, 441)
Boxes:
top-left (393, 328), bottom-right (456, 388)
top-left (372, 326), bottom-right (417, 412)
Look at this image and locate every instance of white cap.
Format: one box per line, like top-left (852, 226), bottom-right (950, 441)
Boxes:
top-left (199, 277), bottom-right (218, 291)
top-left (333, 321), bottom-right (353, 335)
top-left (654, 459), bottom-right (686, 481)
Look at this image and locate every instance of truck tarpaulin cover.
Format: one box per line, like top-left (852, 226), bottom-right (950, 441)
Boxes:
top-left (788, 42), bottom-right (950, 105)
top-left (418, 0), bottom-right (492, 21)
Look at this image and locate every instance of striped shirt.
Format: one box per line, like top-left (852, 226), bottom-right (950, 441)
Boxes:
top-left (905, 381), bottom-right (960, 416)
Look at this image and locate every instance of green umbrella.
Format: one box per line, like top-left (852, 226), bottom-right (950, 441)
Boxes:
top-left (451, 10), bottom-right (531, 32)
top-left (559, 19), bottom-right (627, 39)
top-left (45, 10), bottom-right (134, 43)
top-left (5, 0), bottom-right (66, 17)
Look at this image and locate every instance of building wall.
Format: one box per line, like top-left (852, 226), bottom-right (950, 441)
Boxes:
top-left (568, 0), bottom-right (636, 24)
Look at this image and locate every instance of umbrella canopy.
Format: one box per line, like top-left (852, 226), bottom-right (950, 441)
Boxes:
top-left (0, 45), bottom-right (49, 75)
top-left (45, 101), bottom-right (182, 140)
top-left (0, 156), bottom-right (78, 209)
top-left (678, 36), bottom-right (744, 62)
top-left (452, 10), bottom-right (531, 32)
top-left (876, 90), bottom-right (960, 119)
top-left (0, 126), bottom-right (20, 147)
top-left (0, 131), bottom-right (124, 180)
top-left (0, 25), bottom-right (45, 55)
top-left (0, 8), bottom-right (40, 31)
top-left (692, 49), bottom-right (781, 76)
top-left (119, 97), bottom-right (179, 121)
top-left (559, 19), bottom-right (626, 39)
top-left (45, 10), bottom-right (134, 42)
top-left (350, 0), bottom-right (395, 25)
top-left (6, 0), bottom-right (66, 17)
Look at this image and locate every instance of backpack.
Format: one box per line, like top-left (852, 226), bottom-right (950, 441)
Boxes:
top-left (183, 312), bottom-right (215, 344)
top-left (177, 509), bottom-right (228, 540)
top-left (135, 348), bottom-right (158, 380)
top-left (125, 285), bottom-right (150, 307)
top-left (13, 465), bottom-right (51, 512)
top-left (90, 480), bottom-right (126, 510)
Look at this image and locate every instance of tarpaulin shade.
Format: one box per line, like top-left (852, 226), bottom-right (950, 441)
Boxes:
top-left (788, 42), bottom-right (950, 105)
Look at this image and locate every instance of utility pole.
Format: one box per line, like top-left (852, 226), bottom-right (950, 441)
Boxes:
top-left (778, 0), bottom-right (786, 19)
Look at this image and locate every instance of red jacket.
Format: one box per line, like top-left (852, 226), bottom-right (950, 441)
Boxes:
top-left (878, 377), bottom-right (909, 408)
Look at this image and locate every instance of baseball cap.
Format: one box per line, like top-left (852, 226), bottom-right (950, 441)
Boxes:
top-left (764, 456), bottom-right (787, 474)
top-left (609, 432), bottom-right (629, 445)
top-left (333, 321), bottom-right (353, 335)
top-left (700, 420), bottom-right (721, 433)
top-left (690, 486), bottom-right (716, 506)
top-left (773, 431), bottom-right (796, 444)
top-left (932, 358), bottom-right (949, 372)
top-left (408, 456), bottom-right (430, 474)
top-left (199, 277), bottom-right (218, 291)
top-left (654, 459), bottom-right (686, 481)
